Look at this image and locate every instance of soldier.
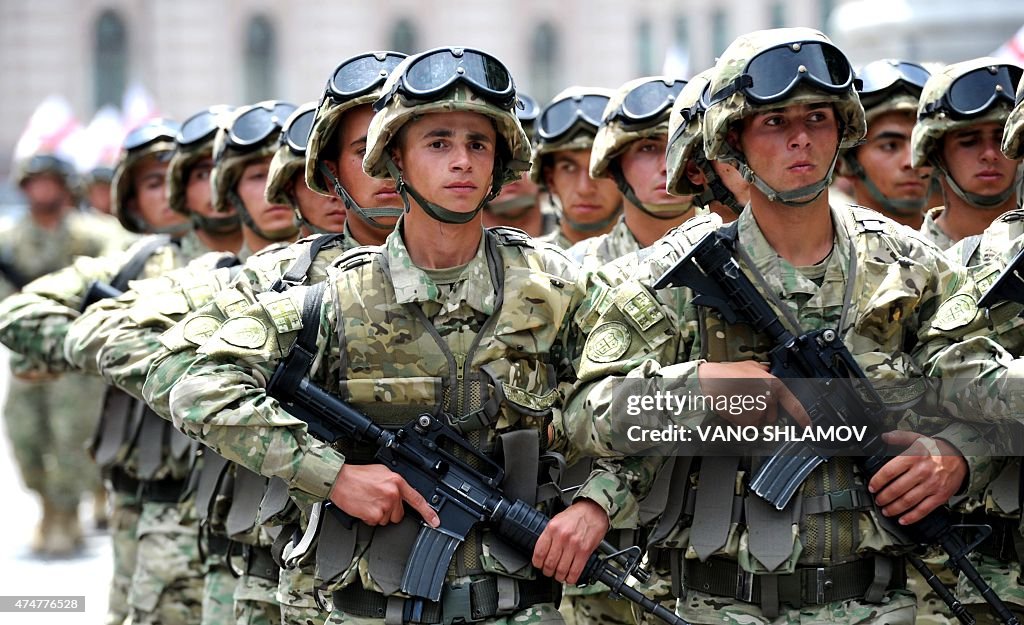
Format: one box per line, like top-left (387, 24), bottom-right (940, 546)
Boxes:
top-left (534, 87), bottom-right (623, 249)
top-left (151, 46), bottom-right (624, 625)
top-left (82, 164), bottom-right (114, 215)
top-left (0, 153), bottom-right (116, 557)
top-left (568, 76), bottom-right (692, 274)
top-left (169, 104), bottom-right (244, 253)
top-left (0, 119), bottom-right (226, 625)
top-left (664, 68), bottom-right (749, 224)
top-left (556, 28), bottom-right (1014, 625)
top-left (839, 59), bottom-right (934, 229)
top-left (483, 92), bottom-right (555, 236)
top-left (912, 59), bottom-right (1022, 249)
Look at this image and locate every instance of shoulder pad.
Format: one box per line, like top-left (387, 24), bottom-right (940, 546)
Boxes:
top-left (489, 226), bottom-right (534, 248)
top-left (330, 246), bottom-right (380, 273)
top-left (251, 241), bottom-right (290, 259)
top-left (997, 209), bottom-right (1024, 224)
top-left (846, 204), bottom-right (892, 234)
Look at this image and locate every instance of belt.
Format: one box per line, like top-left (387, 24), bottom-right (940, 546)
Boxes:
top-left (332, 577), bottom-right (559, 625)
top-left (139, 477), bottom-right (187, 503)
top-left (109, 466), bottom-right (141, 495)
top-left (243, 544), bottom-right (281, 583)
top-left (683, 555), bottom-right (906, 614)
top-left (960, 511), bottom-right (1022, 563)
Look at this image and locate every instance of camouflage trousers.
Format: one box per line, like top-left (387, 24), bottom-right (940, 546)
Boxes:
top-left (203, 558), bottom-right (237, 625)
top-left (278, 564), bottom-right (326, 625)
top-left (674, 589), bottom-right (917, 624)
top-left (128, 501), bottom-right (204, 625)
top-left (629, 565), bottom-right (674, 625)
top-left (235, 572), bottom-right (283, 625)
top-left (3, 372), bottom-right (105, 509)
top-left (326, 600), bottom-right (564, 625)
top-left (561, 592), bottom-right (637, 625)
top-left (954, 555), bottom-right (1024, 625)
top-left (106, 490), bottom-right (141, 625)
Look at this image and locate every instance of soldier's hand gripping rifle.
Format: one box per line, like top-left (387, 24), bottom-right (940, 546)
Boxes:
top-left (266, 354), bottom-right (688, 625)
top-left (653, 228), bottom-right (1019, 625)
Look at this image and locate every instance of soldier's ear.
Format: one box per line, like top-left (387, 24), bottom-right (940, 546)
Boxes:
top-left (684, 160), bottom-right (706, 187)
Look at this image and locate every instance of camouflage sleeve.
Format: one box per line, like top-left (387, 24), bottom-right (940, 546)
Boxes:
top-left (0, 252), bottom-right (123, 372)
top-left (574, 455), bottom-right (667, 528)
top-left (929, 421), bottom-right (1004, 498)
top-left (164, 284), bottom-right (346, 500)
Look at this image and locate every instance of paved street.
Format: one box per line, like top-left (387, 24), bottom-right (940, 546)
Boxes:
top-left (0, 351), bottom-right (112, 625)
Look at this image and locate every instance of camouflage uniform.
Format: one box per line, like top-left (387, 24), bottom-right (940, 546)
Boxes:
top-left (919, 208), bottom-right (957, 252)
top-left (0, 123), bottom-right (210, 625)
top-left (557, 29), bottom-right (1015, 625)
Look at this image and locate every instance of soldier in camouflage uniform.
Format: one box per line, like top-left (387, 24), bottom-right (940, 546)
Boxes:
top-left (82, 164), bottom-right (114, 215)
top-left (482, 93), bottom-right (556, 237)
top-left (0, 153), bottom-right (118, 557)
top-left (0, 119), bottom-right (219, 625)
top-left (151, 46), bottom-right (633, 625)
top-left (534, 87), bottom-right (623, 249)
top-left (838, 60), bottom-right (934, 230)
top-left (555, 28), bottom-right (1017, 625)
top-left (912, 59), bottom-right (1022, 250)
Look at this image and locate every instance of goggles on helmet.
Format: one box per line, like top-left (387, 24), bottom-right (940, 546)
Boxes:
top-left (710, 41), bottom-right (854, 106)
top-left (516, 92), bottom-right (540, 125)
top-left (921, 64), bottom-right (1022, 120)
top-left (376, 47), bottom-right (517, 112)
top-left (123, 119), bottom-right (180, 152)
top-left (281, 106), bottom-right (316, 155)
top-left (217, 101), bottom-right (296, 159)
top-left (177, 106), bottom-right (233, 148)
top-left (605, 78), bottom-right (686, 126)
top-left (857, 60), bottom-right (930, 102)
top-left (538, 93), bottom-right (610, 141)
top-left (326, 52), bottom-right (408, 101)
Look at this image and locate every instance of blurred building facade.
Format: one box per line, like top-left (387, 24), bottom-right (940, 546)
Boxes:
top-left (1, 0), bottom-right (1022, 184)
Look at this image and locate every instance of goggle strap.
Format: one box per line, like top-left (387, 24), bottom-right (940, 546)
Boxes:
top-left (320, 161), bottom-right (401, 230)
top-left (710, 74), bottom-right (754, 106)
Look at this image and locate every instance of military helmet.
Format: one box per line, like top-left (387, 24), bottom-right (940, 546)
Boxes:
top-left (589, 76), bottom-right (686, 179)
top-left (305, 51), bottom-right (407, 197)
top-left (911, 57), bottom-right (1022, 168)
top-left (666, 69), bottom-right (715, 196)
top-left (13, 153), bottom-right (76, 188)
top-left (83, 165), bottom-right (114, 186)
top-left (266, 102), bottom-right (318, 210)
top-left (167, 105), bottom-right (234, 215)
top-left (363, 47), bottom-right (531, 187)
top-left (703, 28), bottom-right (866, 164)
top-left (516, 92), bottom-right (540, 141)
top-left (856, 59), bottom-right (930, 124)
top-left (1002, 77), bottom-right (1024, 160)
top-left (111, 118), bottom-right (180, 233)
top-left (528, 86), bottom-right (614, 184)
top-left (210, 100), bottom-right (296, 214)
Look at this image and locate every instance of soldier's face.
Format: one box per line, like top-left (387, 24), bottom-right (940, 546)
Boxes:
top-left (544, 149), bottom-right (622, 226)
top-left (87, 181), bottom-right (112, 214)
top-left (392, 111), bottom-right (497, 214)
top-left (850, 111), bottom-right (931, 205)
top-left (185, 157), bottom-right (220, 218)
top-left (292, 170), bottom-right (346, 232)
top-left (22, 173), bottom-right (68, 211)
top-left (940, 122), bottom-right (1019, 199)
top-left (327, 104), bottom-right (400, 223)
top-left (619, 135), bottom-right (676, 206)
top-left (129, 155), bottom-right (184, 231)
top-left (490, 170), bottom-right (539, 208)
top-left (735, 103), bottom-right (840, 195)
top-left (237, 158), bottom-right (295, 232)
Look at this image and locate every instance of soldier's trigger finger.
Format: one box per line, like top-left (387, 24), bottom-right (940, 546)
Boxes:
top-left (398, 479), bottom-right (439, 528)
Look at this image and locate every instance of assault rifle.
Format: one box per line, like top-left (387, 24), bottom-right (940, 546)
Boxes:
top-left (653, 228), bottom-right (1019, 625)
top-left (266, 362), bottom-right (687, 625)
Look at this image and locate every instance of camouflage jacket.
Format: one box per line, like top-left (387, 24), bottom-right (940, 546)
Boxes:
top-left (566, 217), bottom-right (641, 278)
top-left (558, 203), bottom-right (1016, 570)
top-left (920, 206), bottom-right (957, 251)
top-left (159, 224), bottom-right (606, 591)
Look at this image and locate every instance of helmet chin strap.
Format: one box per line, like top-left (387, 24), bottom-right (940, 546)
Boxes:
top-left (844, 156), bottom-right (927, 216)
top-left (937, 162), bottom-right (1020, 210)
top-left (693, 152), bottom-right (744, 215)
top-left (485, 194), bottom-right (536, 218)
top-left (726, 143), bottom-right (839, 207)
top-left (384, 157), bottom-right (499, 225)
top-left (559, 197), bottom-right (623, 232)
top-left (149, 219), bottom-right (192, 238)
top-left (228, 190), bottom-right (299, 241)
top-left (191, 211), bottom-right (242, 234)
top-left (611, 167), bottom-right (694, 219)
top-left (318, 162), bottom-right (403, 230)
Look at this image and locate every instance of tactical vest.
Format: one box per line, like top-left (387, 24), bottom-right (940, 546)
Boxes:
top-left (295, 228), bottom-right (574, 594)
